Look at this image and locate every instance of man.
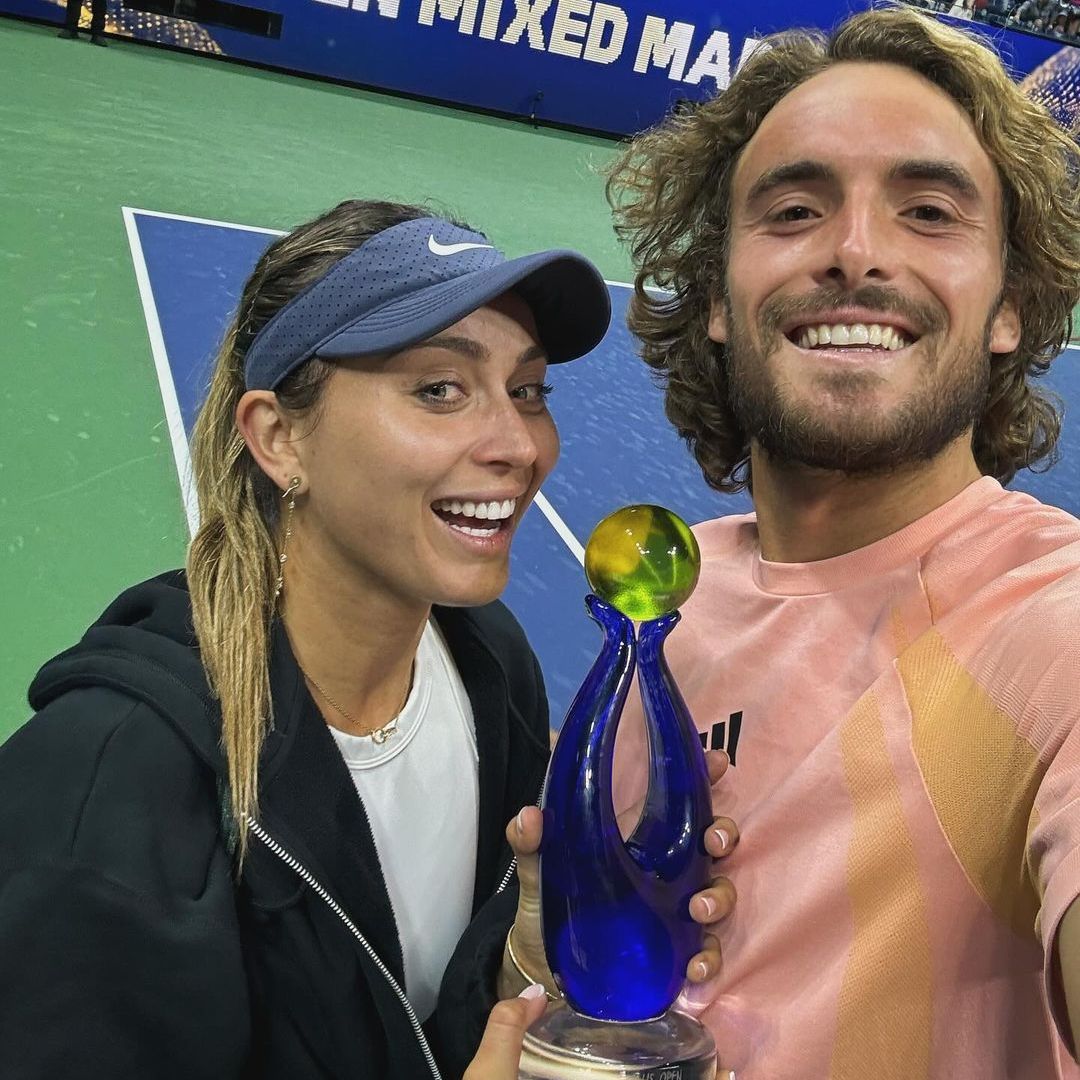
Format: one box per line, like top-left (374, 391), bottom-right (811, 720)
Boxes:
top-left (607, 7), bottom-right (1080, 1077)
top-left (57, 0), bottom-right (108, 46)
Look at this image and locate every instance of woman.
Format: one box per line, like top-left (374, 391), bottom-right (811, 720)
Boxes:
top-left (0, 199), bottom-right (735, 1079)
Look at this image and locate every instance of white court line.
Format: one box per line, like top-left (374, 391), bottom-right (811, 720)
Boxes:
top-left (533, 492), bottom-right (585, 566)
top-left (122, 206), bottom-right (201, 536)
top-left (124, 206), bottom-right (287, 237)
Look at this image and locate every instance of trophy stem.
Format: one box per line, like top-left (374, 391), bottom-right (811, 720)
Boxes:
top-left (538, 597), bottom-right (714, 1023)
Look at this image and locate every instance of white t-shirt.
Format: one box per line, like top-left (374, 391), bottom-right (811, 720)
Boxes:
top-left (327, 620), bottom-right (478, 1022)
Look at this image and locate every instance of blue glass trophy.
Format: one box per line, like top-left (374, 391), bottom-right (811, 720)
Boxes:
top-left (518, 506), bottom-right (718, 1079)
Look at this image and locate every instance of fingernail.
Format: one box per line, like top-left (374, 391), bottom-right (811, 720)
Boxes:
top-left (694, 961), bottom-right (708, 981)
top-left (519, 983), bottom-right (546, 1000)
top-left (697, 895), bottom-right (716, 918)
top-left (516, 809), bottom-right (527, 835)
top-left (714, 828), bottom-right (730, 850)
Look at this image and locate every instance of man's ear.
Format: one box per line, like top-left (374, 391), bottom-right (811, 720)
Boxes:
top-left (989, 294), bottom-right (1021, 356)
top-left (707, 296), bottom-right (728, 344)
top-left (235, 390), bottom-right (305, 492)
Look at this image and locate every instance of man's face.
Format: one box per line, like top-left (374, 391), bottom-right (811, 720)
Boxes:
top-left (710, 61), bottom-right (1021, 475)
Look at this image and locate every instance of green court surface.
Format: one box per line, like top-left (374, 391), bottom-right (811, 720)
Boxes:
top-left (0, 17), bottom-right (628, 740)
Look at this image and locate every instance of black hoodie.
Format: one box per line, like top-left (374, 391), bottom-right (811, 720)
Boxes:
top-left (0, 571), bottom-right (549, 1080)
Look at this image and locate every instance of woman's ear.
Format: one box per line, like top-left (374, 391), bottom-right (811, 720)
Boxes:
top-left (235, 390), bottom-right (305, 493)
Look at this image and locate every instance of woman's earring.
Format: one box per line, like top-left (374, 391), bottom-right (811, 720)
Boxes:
top-left (274, 476), bottom-right (302, 600)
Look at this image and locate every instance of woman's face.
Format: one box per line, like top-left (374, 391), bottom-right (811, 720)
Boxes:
top-left (284, 291), bottom-right (559, 613)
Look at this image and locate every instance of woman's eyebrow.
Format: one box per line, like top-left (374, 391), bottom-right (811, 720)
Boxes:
top-left (417, 335), bottom-right (548, 366)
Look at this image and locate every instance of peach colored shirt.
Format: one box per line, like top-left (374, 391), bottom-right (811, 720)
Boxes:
top-left (612, 477), bottom-right (1080, 1079)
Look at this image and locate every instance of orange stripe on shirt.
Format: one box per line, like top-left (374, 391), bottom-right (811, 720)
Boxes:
top-left (832, 689), bottom-right (933, 1080)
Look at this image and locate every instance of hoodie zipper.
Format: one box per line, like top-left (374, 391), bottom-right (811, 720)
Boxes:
top-left (246, 769), bottom-right (546, 1076)
top-left (495, 856), bottom-right (518, 896)
top-left (494, 775), bottom-right (547, 896)
top-left (245, 816), bottom-right (443, 1080)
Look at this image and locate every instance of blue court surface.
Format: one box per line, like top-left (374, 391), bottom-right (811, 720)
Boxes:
top-left (125, 207), bottom-right (1080, 726)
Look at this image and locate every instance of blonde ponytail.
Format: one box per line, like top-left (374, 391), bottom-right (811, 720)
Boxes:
top-left (188, 320), bottom-right (279, 859)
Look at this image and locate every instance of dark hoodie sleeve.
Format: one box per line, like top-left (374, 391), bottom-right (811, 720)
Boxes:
top-left (433, 884), bottom-right (520, 1078)
top-left (0, 687), bottom-right (249, 1079)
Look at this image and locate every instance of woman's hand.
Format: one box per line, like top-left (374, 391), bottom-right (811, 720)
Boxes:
top-left (497, 804), bottom-right (555, 1000)
top-left (500, 748), bottom-right (738, 997)
top-left (463, 985), bottom-right (547, 1080)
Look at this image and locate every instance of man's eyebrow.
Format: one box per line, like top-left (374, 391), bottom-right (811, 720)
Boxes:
top-left (742, 159), bottom-right (983, 205)
top-left (414, 334), bottom-right (547, 366)
top-left (744, 160), bottom-right (835, 203)
top-left (886, 159), bottom-right (981, 201)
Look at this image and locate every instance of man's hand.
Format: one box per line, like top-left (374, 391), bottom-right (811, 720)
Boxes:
top-left (500, 748), bottom-right (738, 997)
top-left (463, 985), bottom-right (548, 1080)
top-left (680, 748), bottom-right (740, 985)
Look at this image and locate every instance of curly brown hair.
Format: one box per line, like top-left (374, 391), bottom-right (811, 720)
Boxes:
top-left (607, 5), bottom-right (1080, 491)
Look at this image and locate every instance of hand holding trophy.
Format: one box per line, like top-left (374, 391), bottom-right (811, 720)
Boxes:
top-left (517, 505), bottom-right (720, 1079)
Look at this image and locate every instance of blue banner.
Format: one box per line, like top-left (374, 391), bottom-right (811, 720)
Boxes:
top-left (6, 0), bottom-right (1071, 133)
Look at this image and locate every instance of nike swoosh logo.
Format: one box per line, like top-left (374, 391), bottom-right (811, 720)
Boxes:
top-left (427, 235), bottom-right (494, 257)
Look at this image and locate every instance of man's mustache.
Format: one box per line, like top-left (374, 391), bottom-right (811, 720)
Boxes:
top-left (758, 286), bottom-right (947, 341)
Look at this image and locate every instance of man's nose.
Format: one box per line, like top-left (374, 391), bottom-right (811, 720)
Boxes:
top-left (816, 199), bottom-right (894, 292)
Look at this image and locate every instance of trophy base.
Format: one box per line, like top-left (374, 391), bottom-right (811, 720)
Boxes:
top-left (518, 998), bottom-right (717, 1079)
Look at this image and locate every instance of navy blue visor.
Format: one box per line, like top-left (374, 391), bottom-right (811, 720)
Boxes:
top-left (243, 216), bottom-right (612, 390)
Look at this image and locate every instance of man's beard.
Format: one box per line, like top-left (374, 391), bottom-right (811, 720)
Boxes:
top-left (723, 287), bottom-right (992, 477)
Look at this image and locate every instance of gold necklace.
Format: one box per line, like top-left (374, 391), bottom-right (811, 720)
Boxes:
top-left (304, 671), bottom-right (407, 746)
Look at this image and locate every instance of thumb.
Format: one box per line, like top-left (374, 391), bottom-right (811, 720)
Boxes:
top-left (463, 986), bottom-right (547, 1080)
top-left (507, 805), bottom-right (543, 898)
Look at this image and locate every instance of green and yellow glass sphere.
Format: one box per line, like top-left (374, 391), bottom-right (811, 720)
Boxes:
top-left (584, 505), bottom-right (700, 621)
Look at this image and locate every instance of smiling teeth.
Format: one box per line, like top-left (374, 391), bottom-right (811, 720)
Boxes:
top-left (796, 323), bottom-right (909, 350)
top-left (433, 497), bottom-right (517, 520)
